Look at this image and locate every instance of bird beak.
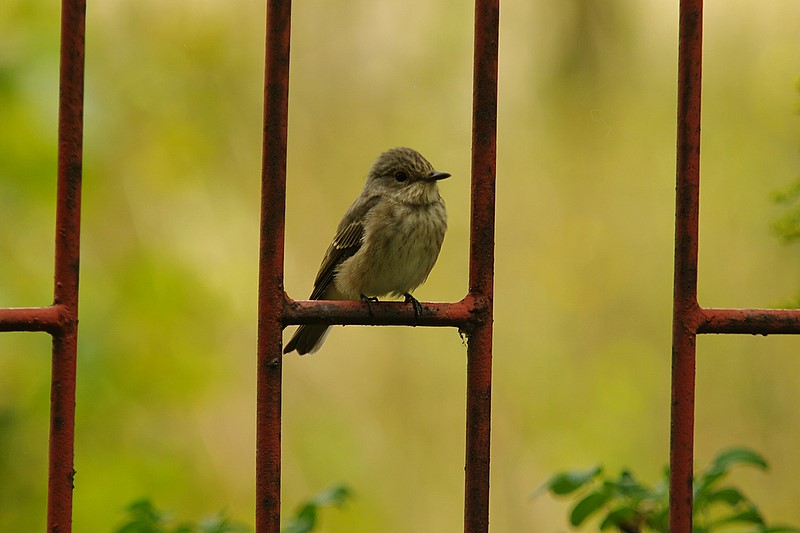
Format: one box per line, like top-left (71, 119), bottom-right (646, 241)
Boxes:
top-left (427, 171), bottom-right (451, 181)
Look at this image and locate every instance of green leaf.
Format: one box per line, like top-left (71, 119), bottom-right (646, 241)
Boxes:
top-left (651, 472), bottom-right (669, 501)
top-left (703, 486), bottom-right (746, 507)
top-left (599, 506), bottom-right (638, 530)
top-left (773, 179), bottom-right (800, 204)
top-left (647, 506), bottom-right (669, 533)
top-left (696, 448), bottom-right (768, 502)
top-left (311, 484), bottom-right (351, 507)
top-left (198, 513), bottom-right (249, 533)
top-left (708, 448), bottom-right (768, 475)
top-left (115, 499), bottom-right (172, 533)
top-left (541, 466), bottom-right (602, 496)
top-left (282, 504), bottom-right (316, 533)
top-left (773, 211), bottom-right (800, 242)
top-left (281, 517), bottom-right (314, 533)
top-left (125, 499), bottom-right (164, 524)
top-left (762, 526), bottom-right (800, 533)
top-left (709, 508), bottom-right (765, 528)
top-left (570, 491), bottom-right (609, 526)
top-left (281, 484), bottom-right (351, 533)
top-left (614, 470), bottom-right (651, 501)
top-left (115, 524), bottom-right (161, 533)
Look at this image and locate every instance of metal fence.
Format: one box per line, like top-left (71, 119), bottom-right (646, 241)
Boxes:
top-left (3, 0), bottom-right (799, 532)
top-left (256, 0), bottom-right (498, 531)
top-left (670, 1), bottom-right (800, 531)
top-left (0, 0), bottom-right (85, 530)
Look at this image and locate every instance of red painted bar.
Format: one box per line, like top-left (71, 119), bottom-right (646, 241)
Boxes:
top-left (670, 0), bottom-right (703, 531)
top-left (256, 0), bottom-right (291, 530)
top-left (464, 0), bottom-right (498, 531)
top-left (257, 0), bottom-right (497, 531)
top-left (0, 306), bottom-right (63, 333)
top-left (698, 307), bottom-right (800, 334)
top-left (48, 0), bottom-right (86, 530)
top-left (283, 297), bottom-right (477, 327)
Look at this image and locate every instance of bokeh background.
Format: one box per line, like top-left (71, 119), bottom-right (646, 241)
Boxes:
top-left (2, 0), bottom-right (800, 530)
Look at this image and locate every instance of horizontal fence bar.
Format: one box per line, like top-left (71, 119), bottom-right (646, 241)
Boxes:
top-left (698, 307), bottom-right (800, 335)
top-left (0, 306), bottom-right (64, 333)
top-left (282, 296), bottom-right (483, 328)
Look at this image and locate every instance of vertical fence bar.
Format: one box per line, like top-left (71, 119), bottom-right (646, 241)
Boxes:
top-left (47, 0), bottom-right (86, 530)
top-left (670, 0), bottom-right (703, 531)
top-left (464, 0), bottom-right (499, 531)
top-left (256, 0), bottom-right (291, 531)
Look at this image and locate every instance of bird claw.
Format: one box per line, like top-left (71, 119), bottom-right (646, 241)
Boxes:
top-left (403, 293), bottom-right (423, 323)
top-left (360, 294), bottom-right (379, 316)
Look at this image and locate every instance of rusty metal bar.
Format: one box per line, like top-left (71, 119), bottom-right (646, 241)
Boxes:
top-left (257, 0), bottom-right (497, 530)
top-left (0, 0), bottom-right (85, 529)
top-left (670, 0), bottom-right (703, 530)
top-left (698, 307), bottom-right (800, 334)
top-left (282, 297), bottom-right (477, 327)
top-left (463, 0), bottom-right (498, 531)
top-left (48, 0), bottom-right (86, 530)
top-left (256, 0), bottom-right (291, 530)
top-left (0, 306), bottom-right (63, 333)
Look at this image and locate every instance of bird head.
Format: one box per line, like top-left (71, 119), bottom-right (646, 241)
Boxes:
top-left (366, 147), bottom-right (450, 203)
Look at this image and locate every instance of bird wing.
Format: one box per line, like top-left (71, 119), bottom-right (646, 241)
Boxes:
top-left (309, 195), bottom-right (380, 300)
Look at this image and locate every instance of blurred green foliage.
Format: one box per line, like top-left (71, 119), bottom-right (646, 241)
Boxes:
top-left (773, 179), bottom-right (800, 243)
top-left (114, 499), bottom-right (248, 533)
top-left (281, 484), bottom-right (352, 533)
top-left (769, 81), bottom-right (800, 307)
top-left (113, 484), bottom-right (349, 533)
top-left (540, 447), bottom-right (800, 533)
top-left (2, 0), bottom-right (800, 531)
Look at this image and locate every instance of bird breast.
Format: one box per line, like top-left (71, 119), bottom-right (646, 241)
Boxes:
top-left (334, 196), bottom-right (447, 299)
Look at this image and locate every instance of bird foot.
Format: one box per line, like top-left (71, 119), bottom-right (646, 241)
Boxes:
top-left (360, 294), bottom-right (379, 317)
top-left (403, 293), bottom-right (423, 323)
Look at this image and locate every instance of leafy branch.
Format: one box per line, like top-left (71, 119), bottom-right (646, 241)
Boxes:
top-left (114, 499), bottom-right (247, 533)
top-left (114, 484), bottom-right (351, 533)
top-left (538, 447), bottom-right (800, 533)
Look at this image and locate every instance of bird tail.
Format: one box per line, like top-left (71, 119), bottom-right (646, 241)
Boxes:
top-left (283, 324), bottom-right (331, 355)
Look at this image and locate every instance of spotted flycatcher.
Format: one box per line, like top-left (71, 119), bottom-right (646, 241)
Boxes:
top-left (284, 147), bottom-right (450, 355)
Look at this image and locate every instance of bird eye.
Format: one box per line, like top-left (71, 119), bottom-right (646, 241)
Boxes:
top-left (394, 171), bottom-right (408, 182)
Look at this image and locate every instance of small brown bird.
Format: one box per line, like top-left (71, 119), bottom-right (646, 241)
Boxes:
top-left (284, 147), bottom-right (450, 355)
